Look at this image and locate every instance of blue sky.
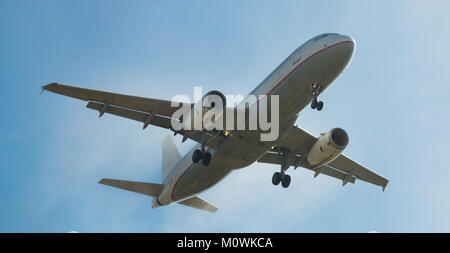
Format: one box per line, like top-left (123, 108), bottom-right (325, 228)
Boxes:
top-left (1, 0), bottom-right (450, 232)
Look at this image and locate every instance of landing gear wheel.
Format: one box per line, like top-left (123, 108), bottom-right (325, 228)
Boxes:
top-left (317, 101), bottom-right (324, 111)
top-left (202, 152), bottom-right (212, 166)
top-left (281, 174), bottom-right (291, 188)
top-left (272, 172), bottom-right (282, 185)
top-left (192, 149), bottom-right (202, 163)
top-left (311, 99), bottom-right (318, 109)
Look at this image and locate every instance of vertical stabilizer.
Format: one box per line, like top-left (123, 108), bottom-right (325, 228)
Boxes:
top-left (162, 135), bottom-right (182, 179)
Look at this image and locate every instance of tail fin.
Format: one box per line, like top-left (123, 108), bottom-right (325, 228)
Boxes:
top-left (162, 135), bottom-right (182, 179)
top-left (99, 179), bottom-right (163, 197)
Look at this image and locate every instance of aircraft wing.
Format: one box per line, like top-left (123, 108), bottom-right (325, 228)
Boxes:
top-left (326, 155), bottom-right (389, 191)
top-left (258, 125), bottom-right (389, 191)
top-left (42, 83), bottom-right (224, 149)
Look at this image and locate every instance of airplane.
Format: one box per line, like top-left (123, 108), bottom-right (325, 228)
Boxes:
top-left (42, 33), bottom-right (389, 213)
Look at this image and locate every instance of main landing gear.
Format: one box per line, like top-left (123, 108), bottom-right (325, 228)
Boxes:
top-left (192, 147), bottom-right (212, 166)
top-left (272, 172), bottom-right (291, 188)
top-left (310, 83), bottom-right (324, 111)
top-left (271, 147), bottom-right (292, 188)
top-left (191, 131), bottom-right (212, 166)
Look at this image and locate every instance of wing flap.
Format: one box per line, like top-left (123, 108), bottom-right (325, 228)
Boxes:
top-left (86, 101), bottom-right (173, 129)
top-left (314, 165), bottom-right (356, 184)
top-left (87, 101), bottom-right (224, 149)
top-left (327, 155), bottom-right (389, 190)
top-left (178, 196), bottom-right (218, 213)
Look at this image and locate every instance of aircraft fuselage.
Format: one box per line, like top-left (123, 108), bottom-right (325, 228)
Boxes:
top-left (156, 33), bottom-right (356, 206)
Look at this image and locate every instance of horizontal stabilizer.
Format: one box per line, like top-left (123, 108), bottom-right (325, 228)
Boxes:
top-left (99, 178), bottom-right (163, 197)
top-left (178, 196), bottom-right (218, 213)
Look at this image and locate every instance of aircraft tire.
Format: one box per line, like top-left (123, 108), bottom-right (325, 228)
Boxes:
top-left (192, 149), bottom-right (202, 163)
top-left (317, 101), bottom-right (324, 111)
top-left (281, 175), bottom-right (291, 188)
top-left (272, 172), bottom-right (282, 185)
top-left (202, 152), bottom-right (212, 166)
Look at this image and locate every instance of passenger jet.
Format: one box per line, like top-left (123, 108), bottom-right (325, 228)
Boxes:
top-left (43, 33), bottom-right (389, 213)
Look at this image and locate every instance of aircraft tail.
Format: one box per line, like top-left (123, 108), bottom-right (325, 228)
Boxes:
top-left (99, 136), bottom-right (218, 213)
top-left (99, 179), bottom-right (163, 197)
top-left (162, 135), bottom-right (182, 179)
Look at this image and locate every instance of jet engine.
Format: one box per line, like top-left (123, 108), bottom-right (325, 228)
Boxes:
top-left (305, 128), bottom-right (349, 168)
top-left (183, 90), bottom-right (227, 130)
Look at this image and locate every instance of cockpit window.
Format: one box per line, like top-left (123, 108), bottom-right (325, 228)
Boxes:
top-left (313, 34), bottom-right (327, 41)
top-left (303, 33), bottom-right (340, 47)
top-left (313, 33), bottom-right (339, 42)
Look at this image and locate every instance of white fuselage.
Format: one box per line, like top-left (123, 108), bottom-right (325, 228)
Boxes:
top-left (156, 33), bottom-right (355, 206)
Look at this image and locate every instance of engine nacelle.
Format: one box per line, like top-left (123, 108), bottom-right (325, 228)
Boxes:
top-left (305, 128), bottom-right (349, 168)
top-left (183, 90), bottom-right (226, 130)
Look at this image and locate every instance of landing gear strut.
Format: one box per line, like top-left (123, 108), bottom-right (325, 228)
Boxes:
top-left (310, 83), bottom-right (324, 111)
top-left (271, 147), bottom-right (292, 188)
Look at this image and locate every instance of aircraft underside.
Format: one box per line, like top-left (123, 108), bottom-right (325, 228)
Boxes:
top-left (42, 33), bottom-right (388, 213)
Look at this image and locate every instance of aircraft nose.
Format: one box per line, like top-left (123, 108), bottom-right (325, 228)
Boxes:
top-left (341, 35), bottom-right (356, 53)
top-left (316, 34), bottom-right (355, 76)
top-left (336, 35), bottom-right (356, 63)
top-left (341, 35), bottom-right (356, 44)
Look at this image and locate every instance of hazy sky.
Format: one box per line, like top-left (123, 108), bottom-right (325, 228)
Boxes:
top-left (1, 0), bottom-right (449, 232)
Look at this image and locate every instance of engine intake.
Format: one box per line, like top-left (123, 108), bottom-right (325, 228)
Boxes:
top-left (305, 128), bottom-right (349, 168)
top-left (330, 128), bottom-right (349, 149)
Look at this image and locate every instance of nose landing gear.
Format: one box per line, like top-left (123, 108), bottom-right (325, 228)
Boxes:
top-left (310, 83), bottom-right (324, 111)
top-left (311, 98), bottom-right (324, 111)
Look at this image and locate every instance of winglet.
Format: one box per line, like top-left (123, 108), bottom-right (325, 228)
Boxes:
top-left (41, 83), bottom-right (58, 95)
top-left (382, 181), bottom-right (389, 192)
